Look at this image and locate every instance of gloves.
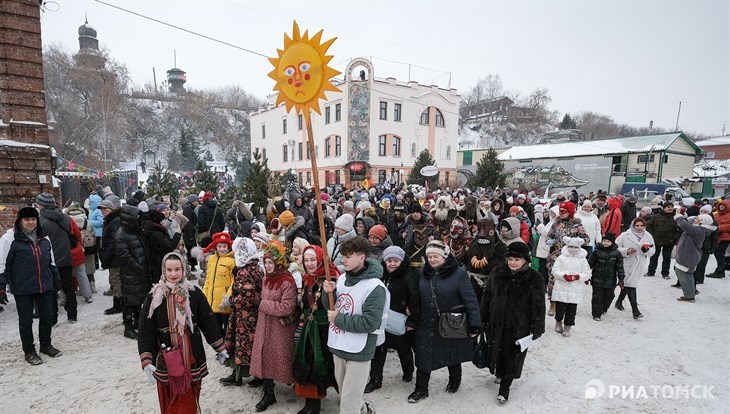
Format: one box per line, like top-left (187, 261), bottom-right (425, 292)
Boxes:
top-left (641, 244), bottom-right (650, 253)
top-left (618, 280), bottom-right (625, 290)
top-left (143, 365), bottom-right (157, 384)
top-left (0, 290), bottom-right (7, 305)
top-left (532, 332), bottom-right (542, 341)
top-left (218, 295), bottom-right (230, 310)
top-left (563, 274), bottom-right (572, 281)
top-left (217, 349), bottom-right (229, 366)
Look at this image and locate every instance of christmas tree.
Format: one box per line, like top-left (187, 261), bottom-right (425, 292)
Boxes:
top-left (191, 160), bottom-right (219, 195)
top-left (145, 163), bottom-right (179, 200)
top-left (467, 147), bottom-right (507, 189)
top-left (243, 148), bottom-right (271, 215)
top-left (407, 149), bottom-right (438, 188)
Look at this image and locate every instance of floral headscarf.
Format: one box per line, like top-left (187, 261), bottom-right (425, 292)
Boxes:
top-left (148, 251), bottom-right (194, 338)
top-left (233, 237), bottom-right (258, 267)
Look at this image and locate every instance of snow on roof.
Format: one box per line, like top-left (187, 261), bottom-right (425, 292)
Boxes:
top-left (0, 139), bottom-right (50, 149)
top-left (695, 136), bottom-right (730, 147)
top-left (497, 132), bottom-right (697, 161)
top-left (693, 160), bottom-right (730, 178)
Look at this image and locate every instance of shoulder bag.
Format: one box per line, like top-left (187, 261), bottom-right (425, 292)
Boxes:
top-left (430, 278), bottom-right (469, 339)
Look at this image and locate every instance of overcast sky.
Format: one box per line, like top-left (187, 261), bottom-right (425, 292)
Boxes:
top-left (39, 0), bottom-right (729, 137)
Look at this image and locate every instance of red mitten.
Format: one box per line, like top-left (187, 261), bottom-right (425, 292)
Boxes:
top-left (574, 275), bottom-right (581, 281)
top-left (563, 274), bottom-right (572, 281)
top-left (641, 244), bottom-right (650, 253)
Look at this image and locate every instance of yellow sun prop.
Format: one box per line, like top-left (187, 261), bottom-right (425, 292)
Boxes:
top-left (268, 21), bottom-right (341, 115)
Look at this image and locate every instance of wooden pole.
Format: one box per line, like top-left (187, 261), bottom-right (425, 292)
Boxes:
top-left (303, 110), bottom-right (335, 310)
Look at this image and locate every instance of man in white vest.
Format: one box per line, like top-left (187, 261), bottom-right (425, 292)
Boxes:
top-left (324, 237), bottom-right (388, 414)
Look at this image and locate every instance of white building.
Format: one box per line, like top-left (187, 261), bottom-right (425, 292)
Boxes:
top-left (249, 58), bottom-right (459, 189)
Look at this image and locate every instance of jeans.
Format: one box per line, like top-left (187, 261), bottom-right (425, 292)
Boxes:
top-left (53, 265), bottom-right (77, 321)
top-left (414, 364), bottom-right (462, 392)
top-left (648, 244), bottom-right (673, 277)
top-left (712, 240), bottom-right (730, 275)
top-left (675, 269), bottom-right (695, 299)
top-left (591, 286), bottom-right (615, 317)
top-left (333, 355), bottom-right (371, 414)
top-left (617, 287), bottom-right (641, 316)
top-left (694, 251), bottom-right (711, 283)
top-left (15, 291), bottom-right (55, 353)
top-left (554, 302), bottom-right (577, 325)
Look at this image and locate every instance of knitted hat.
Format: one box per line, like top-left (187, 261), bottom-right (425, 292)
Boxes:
top-left (17, 206), bottom-right (39, 220)
top-left (253, 232), bottom-right (270, 245)
top-left (603, 232), bottom-right (616, 244)
top-left (382, 245), bottom-right (406, 262)
top-left (368, 225), bottom-right (388, 241)
top-left (504, 242), bottom-right (531, 261)
top-left (509, 206), bottom-right (520, 214)
top-left (700, 205), bottom-right (713, 214)
top-left (187, 194), bottom-right (199, 203)
top-left (559, 201), bottom-right (576, 218)
top-left (358, 201), bottom-right (372, 212)
top-left (697, 215), bottom-right (714, 228)
top-left (393, 202), bottom-right (406, 212)
top-left (35, 192), bottom-right (56, 208)
top-left (662, 201), bottom-right (674, 209)
top-left (278, 210), bottom-right (296, 227)
top-left (343, 200), bottom-right (355, 211)
top-left (335, 214), bottom-right (354, 232)
top-left (292, 237), bottom-right (310, 253)
top-left (125, 197), bottom-right (140, 207)
top-left (640, 206), bottom-right (653, 215)
top-left (156, 204), bottom-right (170, 212)
top-left (582, 200), bottom-right (593, 208)
top-left (396, 194), bottom-right (404, 202)
top-left (98, 200), bottom-right (115, 210)
top-left (138, 201), bottom-right (149, 212)
top-left (425, 240), bottom-right (450, 259)
top-left (202, 191), bottom-right (213, 203)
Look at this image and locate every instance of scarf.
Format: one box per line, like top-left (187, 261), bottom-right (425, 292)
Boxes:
top-left (629, 225), bottom-right (646, 241)
top-left (233, 237), bottom-right (258, 268)
top-left (148, 252), bottom-right (195, 337)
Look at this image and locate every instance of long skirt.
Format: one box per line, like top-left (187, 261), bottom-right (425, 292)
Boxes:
top-left (156, 381), bottom-right (201, 414)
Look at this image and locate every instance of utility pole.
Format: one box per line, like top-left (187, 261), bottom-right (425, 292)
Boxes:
top-left (675, 101), bottom-right (682, 132)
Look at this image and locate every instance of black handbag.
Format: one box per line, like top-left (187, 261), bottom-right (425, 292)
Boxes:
top-left (473, 333), bottom-right (488, 368)
top-left (430, 279), bottom-right (469, 339)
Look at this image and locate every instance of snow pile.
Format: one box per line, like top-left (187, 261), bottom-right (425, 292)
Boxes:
top-left (0, 259), bottom-right (727, 413)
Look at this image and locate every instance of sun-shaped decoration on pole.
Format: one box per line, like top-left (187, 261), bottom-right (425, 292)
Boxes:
top-left (268, 21), bottom-right (341, 115)
top-left (268, 21), bottom-right (339, 308)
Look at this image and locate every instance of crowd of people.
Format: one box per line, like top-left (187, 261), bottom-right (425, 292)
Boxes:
top-left (0, 182), bottom-right (728, 413)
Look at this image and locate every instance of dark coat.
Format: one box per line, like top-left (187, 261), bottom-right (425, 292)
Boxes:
top-left (415, 255), bottom-right (481, 373)
top-left (619, 201), bottom-right (638, 233)
top-left (0, 227), bottom-right (60, 295)
top-left (481, 263), bottom-right (545, 379)
top-left (646, 210), bottom-right (682, 246)
top-left (38, 207), bottom-right (73, 267)
top-left (386, 216), bottom-right (408, 248)
top-left (100, 208), bottom-right (122, 269)
top-left (142, 219), bottom-right (181, 283)
top-left (138, 287), bottom-right (225, 382)
top-left (702, 215), bottom-right (720, 252)
top-left (304, 208), bottom-right (335, 246)
top-left (197, 199), bottom-right (225, 235)
top-left (115, 206), bottom-right (151, 308)
top-left (181, 202), bottom-right (198, 249)
top-left (382, 258), bottom-right (420, 349)
top-left (588, 243), bottom-right (625, 289)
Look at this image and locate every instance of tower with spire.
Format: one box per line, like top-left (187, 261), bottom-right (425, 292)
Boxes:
top-left (166, 51), bottom-right (186, 94)
top-left (75, 15), bottom-right (105, 67)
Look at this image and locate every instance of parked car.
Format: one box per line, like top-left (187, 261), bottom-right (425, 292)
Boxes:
top-left (620, 183), bottom-right (694, 208)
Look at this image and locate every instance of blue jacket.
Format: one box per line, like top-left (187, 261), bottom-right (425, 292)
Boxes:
top-left (0, 228), bottom-right (60, 295)
top-left (88, 194), bottom-right (104, 237)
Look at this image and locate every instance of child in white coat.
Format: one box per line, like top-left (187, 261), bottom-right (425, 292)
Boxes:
top-left (550, 237), bottom-right (592, 337)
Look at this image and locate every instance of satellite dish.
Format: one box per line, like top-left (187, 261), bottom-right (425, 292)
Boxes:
top-left (420, 165), bottom-right (439, 177)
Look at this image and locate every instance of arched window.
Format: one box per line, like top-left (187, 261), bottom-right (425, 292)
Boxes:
top-left (435, 108), bottom-right (445, 127)
top-left (420, 108), bottom-right (429, 125)
top-left (420, 107), bottom-right (445, 127)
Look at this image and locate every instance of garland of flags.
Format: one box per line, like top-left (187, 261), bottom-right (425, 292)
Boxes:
top-left (55, 156), bottom-right (139, 187)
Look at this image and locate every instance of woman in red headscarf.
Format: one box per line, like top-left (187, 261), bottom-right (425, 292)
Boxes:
top-left (293, 245), bottom-right (340, 414)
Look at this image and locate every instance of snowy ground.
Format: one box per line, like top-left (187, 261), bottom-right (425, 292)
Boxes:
top-left (0, 258), bottom-right (728, 414)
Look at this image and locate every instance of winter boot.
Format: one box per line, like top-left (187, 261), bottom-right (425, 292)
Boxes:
top-left (220, 371), bottom-right (243, 386)
top-left (248, 377), bottom-right (264, 388)
top-left (255, 387), bottom-right (276, 412)
top-left (103, 288), bottom-right (114, 296)
top-left (123, 312), bottom-right (138, 339)
top-left (547, 301), bottom-right (556, 316)
top-left (446, 376), bottom-right (461, 394)
top-left (132, 310), bottom-right (140, 330)
top-left (497, 378), bottom-right (513, 403)
top-left (104, 297), bottom-right (122, 315)
top-left (364, 380), bottom-right (382, 393)
top-left (555, 321), bottom-right (564, 333)
top-left (562, 325), bottom-right (572, 337)
top-left (296, 398), bottom-right (321, 414)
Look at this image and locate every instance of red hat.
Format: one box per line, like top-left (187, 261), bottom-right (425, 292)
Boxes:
top-left (559, 201), bottom-right (576, 218)
top-left (368, 225), bottom-right (388, 241)
top-left (202, 191), bottom-right (213, 203)
top-left (320, 193), bottom-right (330, 202)
top-left (204, 231), bottom-right (233, 253)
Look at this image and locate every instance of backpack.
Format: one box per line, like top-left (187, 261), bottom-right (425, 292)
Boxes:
top-left (80, 219), bottom-right (96, 248)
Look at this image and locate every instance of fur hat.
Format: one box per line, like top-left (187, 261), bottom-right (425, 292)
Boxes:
top-left (504, 242), bottom-right (531, 261)
top-left (368, 225), bottom-right (388, 241)
top-left (425, 240), bottom-right (450, 259)
top-left (335, 214), bottom-right (354, 232)
top-left (35, 192), bottom-right (56, 208)
top-left (278, 210), bottom-right (296, 227)
top-left (563, 236), bottom-right (584, 248)
top-left (17, 206), bottom-right (39, 220)
top-left (204, 231), bottom-right (233, 253)
top-left (382, 246), bottom-right (406, 262)
top-left (410, 203), bottom-right (423, 213)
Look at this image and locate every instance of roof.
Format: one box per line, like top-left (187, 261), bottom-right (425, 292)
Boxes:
top-left (497, 132), bottom-right (702, 161)
top-left (695, 136), bottom-right (730, 147)
top-left (693, 160), bottom-right (730, 178)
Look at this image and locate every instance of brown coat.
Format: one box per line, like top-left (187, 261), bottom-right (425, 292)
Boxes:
top-left (250, 271), bottom-right (299, 384)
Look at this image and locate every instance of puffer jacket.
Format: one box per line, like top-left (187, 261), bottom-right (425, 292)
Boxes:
top-left (38, 207), bottom-right (73, 267)
top-left (551, 246), bottom-right (592, 304)
top-left (718, 200), bottom-right (730, 241)
top-left (197, 199), bottom-right (225, 235)
top-left (100, 208), bottom-right (122, 269)
top-left (646, 210), bottom-right (681, 246)
top-left (87, 194), bottom-right (104, 237)
top-left (202, 251), bottom-right (236, 314)
top-left (142, 218), bottom-right (181, 283)
top-left (576, 209), bottom-right (602, 247)
top-left (0, 227), bottom-right (60, 295)
top-left (115, 206), bottom-right (151, 307)
top-left (588, 243), bottom-right (625, 288)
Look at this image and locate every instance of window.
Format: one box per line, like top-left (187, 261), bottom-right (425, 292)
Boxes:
top-left (298, 114), bottom-right (303, 130)
top-left (435, 109), bottom-right (444, 127)
top-left (445, 172), bottom-right (449, 184)
top-left (283, 144), bottom-right (288, 162)
top-left (335, 135), bottom-right (341, 156)
top-left (463, 151), bottom-right (473, 166)
top-left (420, 108), bottom-right (429, 125)
top-left (411, 142), bottom-right (417, 157)
top-left (298, 172), bottom-right (303, 185)
top-left (393, 136), bottom-right (401, 157)
top-left (306, 139), bottom-right (310, 159)
top-left (394, 103), bottom-right (402, 121)
top-left (335, 103), bottom-right (341, 122)
top-left (378, 170), bottom-right (386, 184)
top-left (335, 170), bottom-right (341, 184)
top-left (262, 148), bottom-right (267, 161)
top-left (325, 137), bottom-right (331, 157)
top-left (282, 119), bottom-right (287, 134)
top-left (379, 135), bottom-right (387, 156)
top-left (637, 154), bottom-right (656, 163)
top-left (380, 101), bottom-right (387, 120)
top-left (325, 106), bottom-right (331, 124)
top-left (446, 145), bottom-right (451, 159)
top-left (298, 142), bottom-right (303, 160)
top-left (261, 124), bottom-right (266, 139)
top-left (706, 151), bottom-right (716, 159)
top-left (306, 172), bottom-right (311, 184)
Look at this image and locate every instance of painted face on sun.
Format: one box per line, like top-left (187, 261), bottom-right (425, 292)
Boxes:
top-left (279, 44), bottom-right (322, 103)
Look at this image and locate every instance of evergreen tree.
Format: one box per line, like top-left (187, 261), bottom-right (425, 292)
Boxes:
top-left (407, 149), bottom-right (438, 188)
top-left (191, 160), bottom-right (219, 195)
top-left (217, 185), bottom-right (240, 216)
top-left (145, 163), bottom-right (179, 199)
top-left (242, 148), bottom-right (271, 215)
top-left (167, 146), bottom-right (182, 171)
top-left (559, 113), bottom-right (577, 129)
top-left (179, 125), bottom-right (201, 171)
top-left (467, 147), bottom-right (507, 189)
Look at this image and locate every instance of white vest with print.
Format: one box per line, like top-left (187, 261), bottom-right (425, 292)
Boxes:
top-left (327, 276), bottom-right (389, 353)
